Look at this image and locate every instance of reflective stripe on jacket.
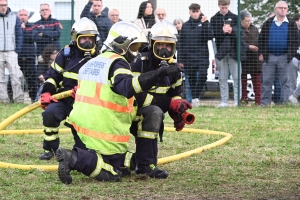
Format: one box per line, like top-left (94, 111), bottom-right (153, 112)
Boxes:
top-left (69, 51), bottom-right (136, 155)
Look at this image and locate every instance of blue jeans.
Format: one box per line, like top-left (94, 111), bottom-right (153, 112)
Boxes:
top-left (184, 71), bottom-right (200, 103)
top-left (184, 74), bottom-right (192, 103)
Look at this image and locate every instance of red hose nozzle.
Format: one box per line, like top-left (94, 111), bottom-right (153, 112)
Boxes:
top-left (181, 112), bottom-right (195, 125)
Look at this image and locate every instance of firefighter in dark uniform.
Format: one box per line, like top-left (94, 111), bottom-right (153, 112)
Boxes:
top-left (39, 17), bottom-right (100, 160)
top-left (55, 21), bottom-right (183, 184)
top-left (130, 20), bottom-right (192, 179)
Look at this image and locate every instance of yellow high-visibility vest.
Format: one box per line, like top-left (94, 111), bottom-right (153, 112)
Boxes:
top-left (69, 52), bottom-right (136, 155)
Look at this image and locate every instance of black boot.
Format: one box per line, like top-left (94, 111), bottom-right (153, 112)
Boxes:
top-left (94, 170), bottom-right (122, 182)
top-left (120, 152), bottom-right (136, 176)
top-left (120, 167), bottom-right (131, 176)
top-left (56, 148), bottom-right (77, 184)
top-left (39, 150), bottom-right (55, 160)
top-left (135, 164), bottom-right (168, 179)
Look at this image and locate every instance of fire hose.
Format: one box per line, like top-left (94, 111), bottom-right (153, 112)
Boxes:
top-left (0, 90), bottom-right (232, 171)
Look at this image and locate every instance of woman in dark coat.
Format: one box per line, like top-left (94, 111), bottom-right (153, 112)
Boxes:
top-left (35, 44), bottom-right (58, 101)
top-left (240, 10), bottom-right (262, 105)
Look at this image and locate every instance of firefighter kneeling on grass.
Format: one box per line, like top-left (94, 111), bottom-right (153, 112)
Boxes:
top-left (56, 21), bottom-right (184, 184)
top-left (39, 17), bottom-right (99, 160)
top-left (130, 20), bottom-right (193, 179)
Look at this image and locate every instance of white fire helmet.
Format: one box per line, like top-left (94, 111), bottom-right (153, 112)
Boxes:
top-left (70, 17), bottom-right (99, 54)
top-left (150, 20), bottom-right (178, 60)
top-left (102, 21), bottom-right (148, 62)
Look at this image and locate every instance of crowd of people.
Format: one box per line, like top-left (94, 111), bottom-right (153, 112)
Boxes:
top-left (1, 0), bottom-right (300, 107)
top-left (1, 0), bottom-right (300, 183)
top-left (178, 0), bottom-right (299, 108)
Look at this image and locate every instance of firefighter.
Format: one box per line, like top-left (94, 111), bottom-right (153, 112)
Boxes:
top-left (39, 17), bottom-right (100, 160)
top-left (56, 21), bottom-right (184, 184)
top-left (130, 20), bottom-right (192, 179)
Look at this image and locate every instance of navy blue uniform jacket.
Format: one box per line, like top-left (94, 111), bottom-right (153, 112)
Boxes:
top-left (130, 52), bottom-right (182, 113)
top-left (32, 15), bottom-right (61, 55)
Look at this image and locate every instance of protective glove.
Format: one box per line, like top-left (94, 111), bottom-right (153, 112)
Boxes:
top-left (40, 92), bottom-right (58, 110)
top-left (169, 98), bottom-right (192, 114)
top-left (70, 86), bottom-right (78, 99)
top-left (168, 110), bottom-right (185, 131)
top-left (137, 63), bottom-right (183, 92)
top-left (158, 64), bottom-right (183, 77)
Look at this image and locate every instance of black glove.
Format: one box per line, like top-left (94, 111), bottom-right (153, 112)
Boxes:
top-left (158, 64), bottom-right (183, 77)
top-left (138, 64), bottom-right (183, 92)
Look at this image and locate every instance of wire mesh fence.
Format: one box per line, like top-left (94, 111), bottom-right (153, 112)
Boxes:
top-left (2, 0), bottom-right (300, 106)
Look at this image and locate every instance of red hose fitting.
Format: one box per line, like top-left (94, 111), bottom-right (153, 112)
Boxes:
top-left (181, 112), bottom-right (195, 124)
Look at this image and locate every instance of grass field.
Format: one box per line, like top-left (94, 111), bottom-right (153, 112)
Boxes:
top-left (0, 103), bottom-right (299, 200)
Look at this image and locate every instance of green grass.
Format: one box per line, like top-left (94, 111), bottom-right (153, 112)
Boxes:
top-left (0, 103), bottom-right (300, 199)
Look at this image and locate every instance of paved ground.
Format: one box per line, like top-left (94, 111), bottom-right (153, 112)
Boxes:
top-left (24, 91), bottom-right (33, 104)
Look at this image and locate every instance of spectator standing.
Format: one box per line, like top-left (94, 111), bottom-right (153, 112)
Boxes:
top-left (37, 44), bottom-right (58, 83)
top-left (210, 0), bottom-right (239, 107)
top-left (35, 44), bottom-right (58, 102)
top-left (239, 10), bottom-right (262, 105)
top-left (17, 9), bottom-right (37, 103)
top-left (133, 1), bottom-right (156, 35)
top-left (267, 12), bottom-right (282, 104)
top-left (173, 18), bottom-right (184, 52)
top-left (177, 3), bottom-right (214, 107)
top-left (173, 18), bottom-right (187, 99)
top-left (32, 4), bottom-right (61, 57)
top-left (173, 18), bottom-right (183, 34)
top-left (288, 13), bottom-right (300, 105)
top-left (0, 0), bottom-right (24, 103)
top-left (80, 0), bottom-right (112, 50)
top-left (154, 7), bottom-right (166, 22)
top-left (108, 8), bottom-right (121, 25)
top-left (259, 0), bottom-right (298, 106)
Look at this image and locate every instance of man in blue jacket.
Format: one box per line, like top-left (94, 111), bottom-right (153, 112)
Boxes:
top-left (0, 0), bottom-right (24, 104)
top-left (259, 0), bottom-right (298, 106)
top-left (80, 0), bottom-right (112, 51)
top-left (32, 3), bottom-right (62, 56)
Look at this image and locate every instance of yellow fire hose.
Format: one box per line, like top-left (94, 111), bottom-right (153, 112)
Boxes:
top-left (0, 90), bottom-right (232, 171)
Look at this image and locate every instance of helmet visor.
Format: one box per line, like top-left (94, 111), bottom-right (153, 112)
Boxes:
top-left (129, 42), bottom-right (142, 52)
top-left (153, 41), bottom-right (176, 60)
top-left (76, 34), bottom-right (96, 52)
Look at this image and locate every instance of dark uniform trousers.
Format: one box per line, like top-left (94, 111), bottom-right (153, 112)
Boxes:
top-left (18, 58), bottom-right (38, 101)
top-left (42, 99), bottom-right (86, 151)
top-left (73, 147), bottom-right (130, 176)
top-left (130, 105), bottom-right (164, 165)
